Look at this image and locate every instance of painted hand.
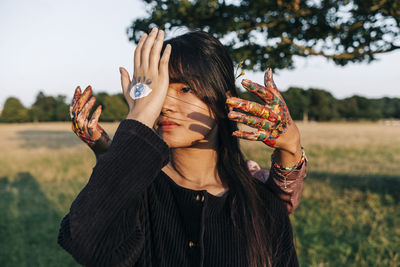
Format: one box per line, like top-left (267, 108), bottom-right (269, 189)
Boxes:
top-left (120, 27), bottom-right (171, 128)
top-left (70, 85), bottom-right (110, 148)
top-left (226, 68), bottom-right (292, 147)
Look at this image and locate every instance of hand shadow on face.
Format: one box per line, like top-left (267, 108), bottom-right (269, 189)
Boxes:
top-left (186, 111), bottom-right (218, 149)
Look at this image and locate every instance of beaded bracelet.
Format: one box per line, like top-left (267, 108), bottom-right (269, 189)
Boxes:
top-left (271, 147), bottom-right (306, 171)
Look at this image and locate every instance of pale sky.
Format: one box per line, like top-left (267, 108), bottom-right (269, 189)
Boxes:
top-left (1, 0), bottom-right (399, 109)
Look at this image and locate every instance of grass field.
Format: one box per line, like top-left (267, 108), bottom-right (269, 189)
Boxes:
top-left (0, 121), bottom-right (399, 266)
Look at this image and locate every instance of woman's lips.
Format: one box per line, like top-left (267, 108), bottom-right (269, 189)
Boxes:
top-left (159, 121), bottom-right (180, 131)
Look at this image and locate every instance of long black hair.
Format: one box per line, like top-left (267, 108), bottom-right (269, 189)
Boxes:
top-left (162, 31), bottom-right (273, 267)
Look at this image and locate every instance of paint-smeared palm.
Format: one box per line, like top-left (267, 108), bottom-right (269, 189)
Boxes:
top-left (70, 86), bottom-right (110, 147)
top-left (226, 68), bottom-right (292, 147)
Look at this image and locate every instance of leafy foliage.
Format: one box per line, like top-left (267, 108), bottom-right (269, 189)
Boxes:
top-left (128, 0), bottom-right (400, 70)
top-left (29, 92), bottom-right (69, 122)
top-left (98, 94), bottom-right (129, 122)
top-left (238, 87), bottom-right (400, 121)
top-left (0, 97), bottom-right (30, 123)
top-left (1, 89), bottom-right (399, 123)
top-left (281, 87), bottom-right (309, 120)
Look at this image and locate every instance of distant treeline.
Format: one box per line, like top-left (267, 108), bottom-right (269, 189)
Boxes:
top-left (0, 91), bottom-right (128, 123)
top-left (1, 88), bottom-right (399, 123)
top-left (241, 87), bottom-right (400, 121)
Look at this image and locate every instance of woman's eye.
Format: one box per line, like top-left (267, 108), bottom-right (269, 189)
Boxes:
top-left (181, 87), bottom-right (193, 93)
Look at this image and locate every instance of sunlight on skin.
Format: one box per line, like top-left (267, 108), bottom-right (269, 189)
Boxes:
top-left (226, 69), bottom-right (291, 147)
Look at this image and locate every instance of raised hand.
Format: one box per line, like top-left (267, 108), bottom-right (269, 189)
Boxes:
top-left (70, 85), bottom-right (111, 154)
top-left (119, 27), bottom-right (171, 128)
top-left (226, 68), bottom-right (292, 148)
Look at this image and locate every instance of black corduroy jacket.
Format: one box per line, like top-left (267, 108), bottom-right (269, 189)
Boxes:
top-left (58, 119), bottom-right (298, 267)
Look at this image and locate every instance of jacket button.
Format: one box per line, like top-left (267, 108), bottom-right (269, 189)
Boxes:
top-left (188, 241), bottom-right (195, 248)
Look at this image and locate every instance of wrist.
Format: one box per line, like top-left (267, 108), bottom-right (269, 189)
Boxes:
top-left (274, 122), bottom-right (301, 155)
top-left (275, 137), bottom-right (301, 156)
top-left (271, 146), bottom-right (305, 171)
top-left (272, 143), bottom-right (303, 169)
top-left (126, 112), bottom-right (156, 128)
top-left (89, 131), bottom-right (112, 155)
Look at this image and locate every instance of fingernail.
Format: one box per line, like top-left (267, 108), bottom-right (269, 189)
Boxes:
top-left (151, 27), bottom-right (157, 32)
top-left (226, 98), bottom-right (238, 105)
top-left (83, 86), bottom-right (91, 94)
top-left (140, 34), bottom-right (147, 40)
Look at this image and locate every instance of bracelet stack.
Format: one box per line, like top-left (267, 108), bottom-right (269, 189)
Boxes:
top-left (271, 147), bottom-right (306, 171)
top-left (270, 147), bottom-right (306, 189)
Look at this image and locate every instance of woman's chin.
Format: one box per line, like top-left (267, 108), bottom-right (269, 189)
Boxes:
top-left (160, 133), bottom-right (206, 149)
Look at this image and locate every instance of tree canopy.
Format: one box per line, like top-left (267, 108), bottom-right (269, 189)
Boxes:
top-left (128, 0), bottom-right (400, 70)
top-left (0, 97), bottom-right (29, 123)
top-left (1, 90), bottom-right (399, 123)
top-left (29, 91), bottom-right (70, 122)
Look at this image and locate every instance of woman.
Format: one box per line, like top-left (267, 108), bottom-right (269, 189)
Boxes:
top-left (58, 28), bottom-right (306, 267)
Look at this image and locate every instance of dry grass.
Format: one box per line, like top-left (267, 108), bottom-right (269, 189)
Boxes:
top-left (240, 121), bottom-right (400, 175)
top-left (0, 121), bottom-right (399, 266)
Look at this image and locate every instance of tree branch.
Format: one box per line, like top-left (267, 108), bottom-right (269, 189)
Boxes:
top-left (242, 9), bottom-right (312, 34)
top-left (280, 36), bottom-right (400, 59)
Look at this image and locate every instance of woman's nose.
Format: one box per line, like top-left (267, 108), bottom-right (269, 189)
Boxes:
top-left (161, 88), bottom-right (178, 113)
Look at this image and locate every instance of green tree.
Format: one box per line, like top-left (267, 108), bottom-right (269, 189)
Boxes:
top-left (54, 95), bottom-right (70, 121)
top-left (378, 97), bottom-right (400, 119)
top-left (1, 97), bottom-right (30, 123)
top-left (307, 88), bottom-right (339, 121)
top-left (30, 91), bottom-right (56, 121)
top-left (29, 91), bottom-right (69, 121)
top-left (91, 92), bottom-right (110, 119)
top-left (101, 94), bottom-right (129, 121)
top-left (128, 0), bottom-right (400, 70)
top-left (281, 87), bottom-right (309, 120)
top-left (337, 96), bottom-right (359, 120)
top-left (338, 96), bottom-right (383, 120)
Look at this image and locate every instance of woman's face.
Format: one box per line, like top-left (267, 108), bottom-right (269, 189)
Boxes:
top-left (155, 82), bottom-right (217, 148)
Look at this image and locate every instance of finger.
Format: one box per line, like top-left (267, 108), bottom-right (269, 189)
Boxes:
top-left (74, 86), bottom-right (92, 117)
top-left (77, 96), bottom-right (95, 130)
top-left (71, 86), bottom-right (82, 108)
top-left (82, 120), bottom-right (95, 144)
top-left (264, 68), bottom-right (278, 91)
top-left (232, 130), bottom-right (268, 142)
top-left (88, 106), bottom-right (105, 142)
top-left (226, 97), bottom-right (279, 122)
top-left (241, 79), bottom-right (277, 104)
top-left (71, 120), bottom-right (78, 134)
top-left (88, 105), bottom-right (102, 131)
top-left (149, 29), bottom-right (164, 72)
top-left (134, 33), bottom-right (148, 71)
top-left (119, 67), bottom-right (131, 98)
top-left (159, 44), bottom-right (171, 79)
top-left (80, 96), bottom-right (96, 120)
top-left (228, 111), bottom-right (272, 130)
top-left (140, 27), bottom-right (159, 70)
top-left (70, 86), bottom-right (81, 118)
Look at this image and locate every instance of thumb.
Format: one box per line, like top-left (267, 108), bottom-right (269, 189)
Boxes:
top-left (119, 67), bottom-right (131, 96)
top-left (264, 68), bottom-right (277, 90)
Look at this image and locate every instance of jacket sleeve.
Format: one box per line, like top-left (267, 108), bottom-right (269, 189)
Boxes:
top-left (58, 119), bottom-right (169, 266)
top-left (266, 159), bottom-right (307, 213)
